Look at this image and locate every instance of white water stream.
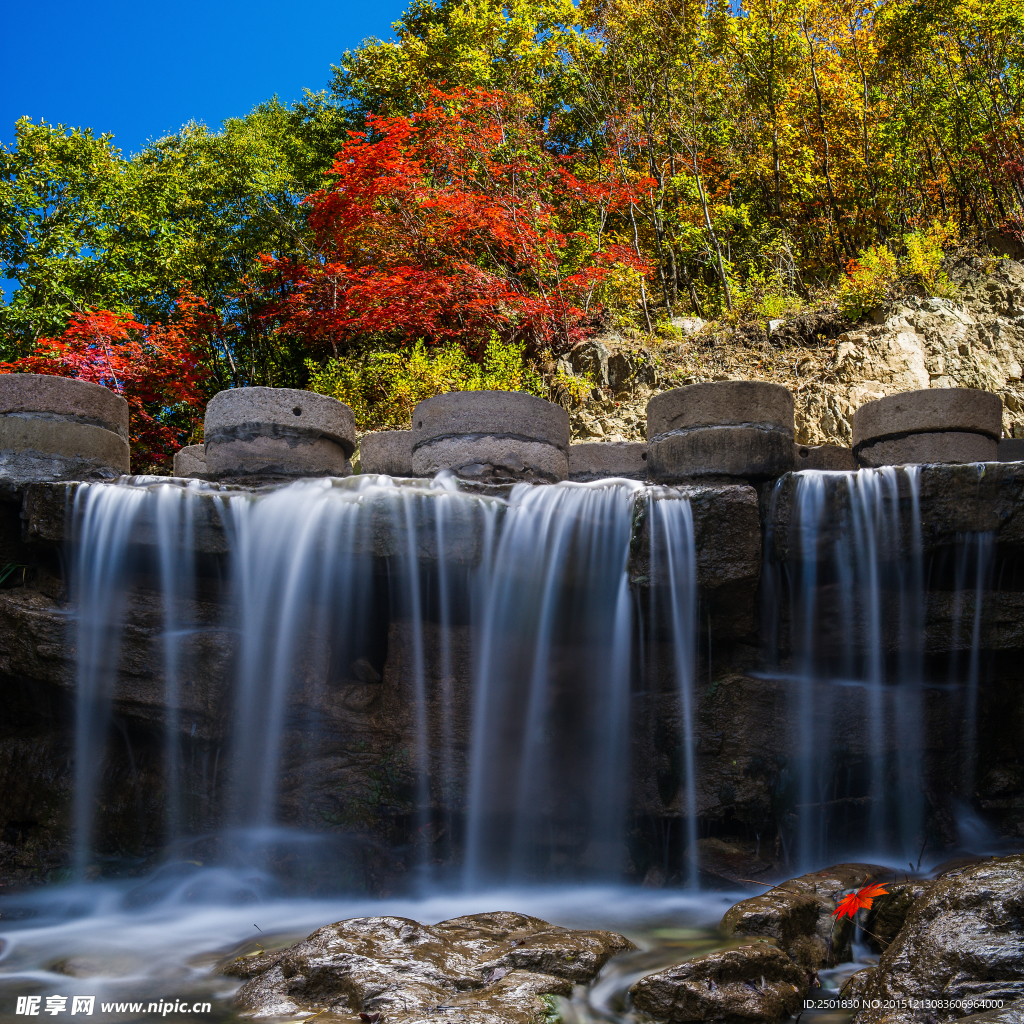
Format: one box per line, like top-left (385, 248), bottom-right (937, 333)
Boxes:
top-left (1, 467), bottom-right (1006, 1022)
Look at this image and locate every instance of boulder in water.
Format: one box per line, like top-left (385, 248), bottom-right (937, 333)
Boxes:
top-left (862, 879), bottom-right (935, 951)
top-left (720, 863), bottom-right (890, 969)
top-left (956, 1001), bottom-right (1024, 1024)
top-left (226, 911), bottom-right (634, 1021)
top-left (852, 855), bottom-right (1024, 1024)
top-left (629, 942), bottom-right (808, 1023)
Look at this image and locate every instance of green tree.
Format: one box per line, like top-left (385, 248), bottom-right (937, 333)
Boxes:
top-left (330, 0), bottom-right (592, 145)
top-left (1, 97), bottom-right (349, 379)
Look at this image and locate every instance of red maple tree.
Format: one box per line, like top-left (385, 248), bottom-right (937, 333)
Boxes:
top-left (0, 294), bottom-right (214, 471)
top-left (260, 87), bottom-right (651, 357)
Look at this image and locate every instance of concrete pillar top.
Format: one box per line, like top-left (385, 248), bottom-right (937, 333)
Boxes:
top-left (0, 373), bottom-right (129, 438)
top-left (647, 382), bottom-right (794, 440)
top-left (853, 387), bottom-right (1002, 448)
top-left (205, 387), bottom-right (355, 456)
top-left (411, 391), bottom-right (570, 451)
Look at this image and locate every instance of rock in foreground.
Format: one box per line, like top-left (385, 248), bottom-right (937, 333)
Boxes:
top-left (853, 855), bottom-right (1024, 1024)
top-left (629, 943), bottom-right (808, 1023)
top-left (720, 863), bottom-right (889, 968)
top-left (225, 911), bottom-right (635, 1022)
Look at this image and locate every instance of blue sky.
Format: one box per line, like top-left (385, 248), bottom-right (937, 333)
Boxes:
top-left (1, 0), bottom-right (409, 156)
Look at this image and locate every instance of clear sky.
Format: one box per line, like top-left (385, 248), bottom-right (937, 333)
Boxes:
top-left (1, 0), bottom-right (409, 156)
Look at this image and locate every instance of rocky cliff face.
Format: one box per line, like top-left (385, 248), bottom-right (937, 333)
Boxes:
top-left (567, 257), bottom-right (1024, 447)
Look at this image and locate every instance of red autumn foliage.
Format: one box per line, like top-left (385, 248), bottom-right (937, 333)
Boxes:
top-left (0, 295), bottom-right (214, 471)
top-left (260, 87), bottom-right (652, 357)
top-left (832, 882), bottom-right (889, 920)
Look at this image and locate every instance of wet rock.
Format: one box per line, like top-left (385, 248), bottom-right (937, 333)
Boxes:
top-left (852, 855), bottom-right (1024, 1024)
top-left (629, 943), bottom-right (808, 1023)
top-left (227, 911), bottom-right (634, 1022)
top-left (845, 967), bottom-right (875, 1000)
top-left (956, 1000), bottom-right (1024, 1024)
top-left (863, 880), bottom-right (935, 951)
top-left (721, 864), bottom-right (890, 968)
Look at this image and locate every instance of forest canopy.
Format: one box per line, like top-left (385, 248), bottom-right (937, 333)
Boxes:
top-left (1, 0), bottom-right (1022, 468)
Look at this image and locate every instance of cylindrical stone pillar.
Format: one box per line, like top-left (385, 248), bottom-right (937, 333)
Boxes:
top-left (0, 373), bottom-right (129, 485)
top-left (173, 444), bottom-right (207, 478)
top-left (853, 388), bottom-right (1001, 467)
top-left (568, 442), bottom-right (648, 482)
top-left (646, 382), bottom-right (795, 482)
top-left (204, 388), bottom-right (355, 480)
top-left (359, 430), bottom-right (414, 477)
top-left (411, 391), bottom-right (569, 483)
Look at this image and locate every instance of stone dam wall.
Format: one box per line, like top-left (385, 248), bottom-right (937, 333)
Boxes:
top-left (0, 461), bottom-right (1021, 890)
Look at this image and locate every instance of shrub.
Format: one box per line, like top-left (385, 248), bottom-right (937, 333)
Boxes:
top-left (837, 244), bottom-right (899, 319)
top-left (903, 221), bottom-right (959, 298)
top-left (838, 221), bottom-right (959, 319)
top-left (306, 335), bottom-right (544, 431)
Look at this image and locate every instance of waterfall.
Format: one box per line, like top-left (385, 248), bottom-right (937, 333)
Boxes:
top-left (152, 483), bottom-right (199, 849)
top-left (644, 490), bottom-right (699, 886)
top-left (462, 480), bottom-right (642, 885)
top-left (219, 477), bottom-right (380, 829)
top-left (771, 466), bottom-right (994, 870)
top-left (71, 483), bottom-right (149, 875)
top-left (948, 531), bottom-right (994, 800)
top-left (71, 478), bottom-right (211, 873)
top-left (68, 474), bottom-right (699, 886)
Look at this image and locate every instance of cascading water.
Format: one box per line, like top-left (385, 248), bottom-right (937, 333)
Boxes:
top-left (944, 530), bottom-right (995, 801)
top-left (462, 480), bottom-right (644, 884)
top-left (763, 466), bottom-right (995, 871)
top-left (643, 490), bottom-right (699, 886)
top-left (8, 460), bottom-right (1015, 1022)
top-left (219, 477), bottom-right (382, 831)
top-left (64, 474), bottom-right (700, 886)
top-left (71, 483), bottom-right (151, 875)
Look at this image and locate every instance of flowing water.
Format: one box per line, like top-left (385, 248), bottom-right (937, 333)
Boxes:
top-left (63, 474), bottom-right (698, 885)
top-left (1, 466), bottom-right (1005, 1021)
top-left (0, 873), bottom-right (740, 1022)
top-left (761, 467), bottom-right (997, 872)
